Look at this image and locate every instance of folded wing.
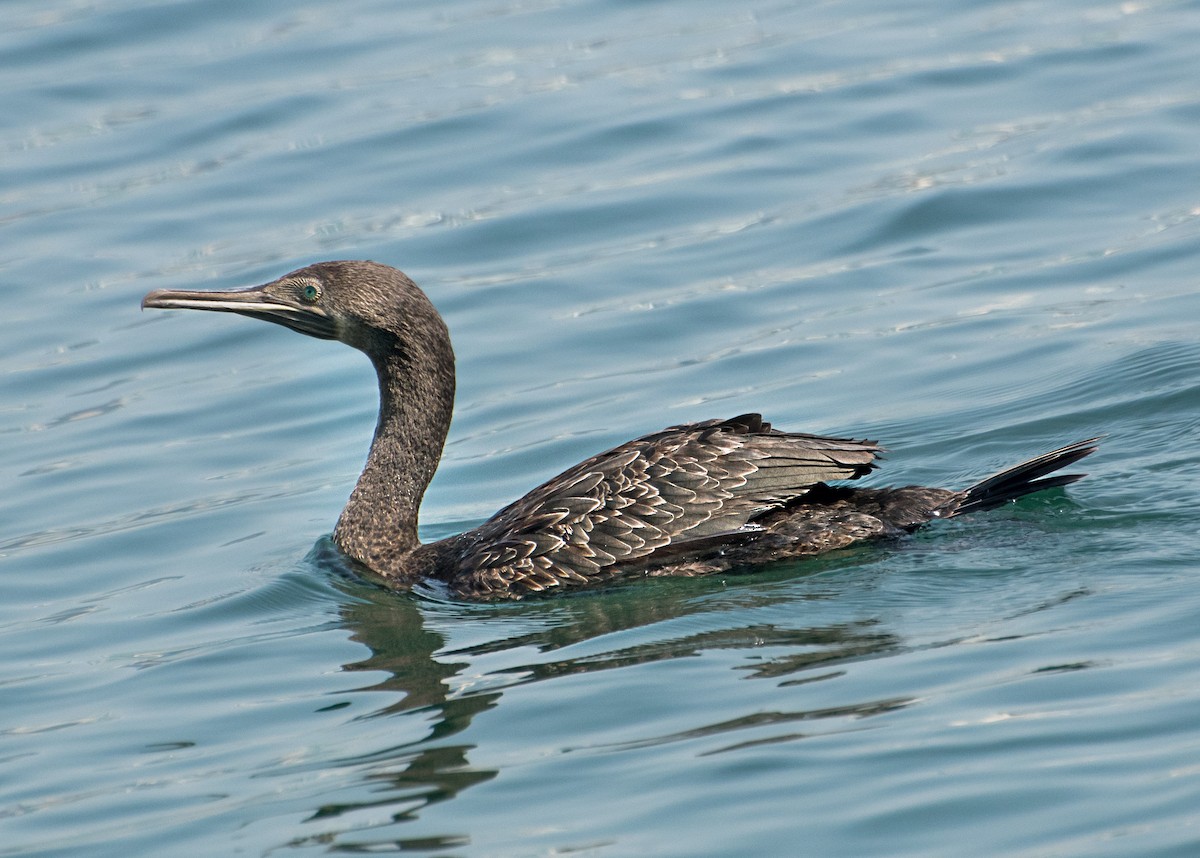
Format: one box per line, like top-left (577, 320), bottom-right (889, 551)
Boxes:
top-left (451, 413), bottom-right (880, 597)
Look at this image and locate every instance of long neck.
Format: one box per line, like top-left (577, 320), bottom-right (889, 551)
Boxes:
top-left (333, 342), bottom-right (455, 581)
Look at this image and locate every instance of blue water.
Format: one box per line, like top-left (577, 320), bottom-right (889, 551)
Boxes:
top-left (4, 0), bottom-right (1200, 854)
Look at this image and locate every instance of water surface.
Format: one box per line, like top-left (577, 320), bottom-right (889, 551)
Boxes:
top-left (3, 0), bottom-right (1200, 855)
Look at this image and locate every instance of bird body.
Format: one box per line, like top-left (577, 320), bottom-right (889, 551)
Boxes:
top-left (143, 261), bottom-right (1097, 600)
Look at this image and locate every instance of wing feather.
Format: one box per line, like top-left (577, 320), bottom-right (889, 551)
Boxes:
top-left (451, 413), bottom-right (880, 597)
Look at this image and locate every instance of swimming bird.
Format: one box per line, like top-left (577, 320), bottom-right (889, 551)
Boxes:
top-left (142, 261), bottom-right (1097, 600)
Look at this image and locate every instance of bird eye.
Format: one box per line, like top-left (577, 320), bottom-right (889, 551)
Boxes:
top-left (300, 282), bottom-right (322, 304)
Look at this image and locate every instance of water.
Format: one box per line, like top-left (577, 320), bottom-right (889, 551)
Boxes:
top-left (3, 0), bottom-right (1200, 854)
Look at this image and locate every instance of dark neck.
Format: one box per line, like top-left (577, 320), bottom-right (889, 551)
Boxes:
top-left (333, 343), bottom-right (455, 581)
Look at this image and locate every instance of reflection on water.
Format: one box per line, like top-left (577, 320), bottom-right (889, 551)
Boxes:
top-left (316, 539), bottom-right (910, 848)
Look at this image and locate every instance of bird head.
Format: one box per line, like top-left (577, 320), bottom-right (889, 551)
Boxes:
top-left (142, 260), bottom-right (448, 364)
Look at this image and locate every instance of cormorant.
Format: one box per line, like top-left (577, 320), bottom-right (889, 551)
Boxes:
top-left (143, 261), bottom-right (1097, 599)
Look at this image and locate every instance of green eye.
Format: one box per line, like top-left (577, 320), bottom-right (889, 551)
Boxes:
top-left (300, 282), bottom-right (322, 303)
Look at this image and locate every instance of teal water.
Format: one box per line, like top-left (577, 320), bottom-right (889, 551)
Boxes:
top-left (4, 0), bottom-right (1200, 855)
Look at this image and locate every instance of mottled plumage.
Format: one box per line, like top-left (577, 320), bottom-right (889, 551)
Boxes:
top-left (143, 261), bottom-right (1098, 600)
top-left (442, 414), bottom-right (881, 598)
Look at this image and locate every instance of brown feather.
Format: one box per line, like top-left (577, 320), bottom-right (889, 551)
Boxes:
top-left (449, 414), bottom-right (882, 596)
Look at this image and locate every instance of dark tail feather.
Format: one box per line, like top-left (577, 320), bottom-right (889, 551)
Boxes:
top-left (939, 437), bottom-right (1100, 518)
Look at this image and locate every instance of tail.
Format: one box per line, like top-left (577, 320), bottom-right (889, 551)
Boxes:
top-left (938, 437), bottom-right (1100, 518)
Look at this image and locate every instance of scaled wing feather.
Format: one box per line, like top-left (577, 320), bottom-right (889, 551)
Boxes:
top-left (454, 414), bottom-right (880, 596)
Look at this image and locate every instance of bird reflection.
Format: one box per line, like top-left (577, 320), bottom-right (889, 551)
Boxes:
top-left (314, 543), bottom-right (908, 849)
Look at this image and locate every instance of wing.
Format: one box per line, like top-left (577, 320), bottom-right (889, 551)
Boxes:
top-left (450, 413), bottom-right (881, 598)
